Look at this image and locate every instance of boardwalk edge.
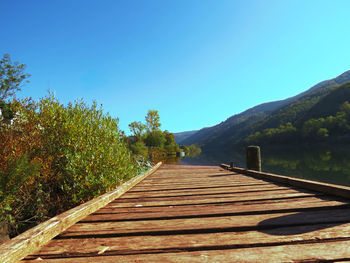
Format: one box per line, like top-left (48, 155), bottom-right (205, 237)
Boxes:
top-left (0, 162), bottom-right (162, 263)
top-left (221, 163), bottom-right (350, 200)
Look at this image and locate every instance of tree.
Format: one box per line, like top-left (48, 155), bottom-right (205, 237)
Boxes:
top-left (144, 130), bottom-right (166, 148)
top-left (145, 110), bottom-right (161, 132)
top-left (0, 54), bottom-right (30, 101)
top-left (317, 127), bottom-right (329, 139)
top-left (128, 121), bottom-right (146, 141)
top-left (0, 100), bottom-right (14, 120)
top-left (163, 130), bottom-right (180, 152)
top-left (340, 101), bottom-right (350, 114)
top-left (163, 130), bottom-right (176, 146)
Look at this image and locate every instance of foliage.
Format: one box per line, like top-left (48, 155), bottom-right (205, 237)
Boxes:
top-left (244, 81), bottom-right (350, 145)
top-left (0, 100), bottom-right (14, 121)
top-left (163, 130), bottom-right (180, 152)
top-left (0, 54), bottom-right (30, 101)
top-left (0, 95), bottom-right (141, 236)
top-left (181, 144), bottom-right (202, 157)
top-left (340, 101), bottom-right (350, 113)
top-left (128, 110), bottom-right (202, 163)
top-left (144, 130), bottom-right (167, 148)
top-left (245, 99), bottom-right (350, 145)
top-left (145, 109), bottom-right (161, 132)
top-left (301, 109), bottom-right (350, 140)
top-left (128, 110), bottom-right (197, 163)
top-left (316, 128), bottom-right (329, 138)
top-left (129, 141), bottom-right (148, 157)
top-left (245, 122), bottom-right (297, 144)
top-left (128, 121), bottom-right (146, 141)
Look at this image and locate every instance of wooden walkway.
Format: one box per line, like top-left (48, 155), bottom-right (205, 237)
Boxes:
top-left (21, 165), bottom-right (350, 262)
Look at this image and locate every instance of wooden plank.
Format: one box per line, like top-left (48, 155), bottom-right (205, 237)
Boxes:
top-left (121, 185), bottom-right (291, 198)
top-left (142, 174), bottom-right (254, 179)
top-left (119, 188), bottom-right (289, 200)
top-left (135, 181), bottom-right (265, 188)
top-left (23, 239), bottom-right (350, 262)
top-left (57, 207), bottom-right (350, 237)
top-left (25, 220), bottom-right (350, 258)
top-left (130, 182), bottom-right (271, 191)
top-left (130, 183), bottom-right (276, 190)
top-left (81, 198), bottom-right (346, 222)
top-left (222, 164), bottom-right (350, 199)
top-left (98, 196), bottom-right (344, 212)
top-left (110, 192), bottom-right (321, 207)
top-left (114, 189), bottom-right (310, 203)
top-left (110, 189), bottom-right (322, 206)
top-left (133, 180), bottom-right (265, 188)
top-left (0, 162), bottom-right (162, 263)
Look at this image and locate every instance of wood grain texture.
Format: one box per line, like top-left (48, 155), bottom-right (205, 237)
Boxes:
top-left (221, 163), bottom-right (350, 199)
top-left (0, 162), bottom-right (162, 263)
top-left (20, 164), bottom-right (350, 262)
top-left (25, 223), bottom-right (350, 260)
top-left (23, 240), bottom-right (350, 262)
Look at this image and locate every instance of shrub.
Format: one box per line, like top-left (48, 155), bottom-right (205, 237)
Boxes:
top-left (130, 141), bottom-right (148, 157)
top-left (0, 95), bottom-right (141, 236)
top-left (144, 130), bottom-right (166, 148)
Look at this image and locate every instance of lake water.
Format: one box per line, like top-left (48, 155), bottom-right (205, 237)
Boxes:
top-left (173, 145), bottom-right (350, 187)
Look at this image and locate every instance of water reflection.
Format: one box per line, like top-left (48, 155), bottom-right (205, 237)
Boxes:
top-left (172, 145), bottom-right (350, 187)
top-left (151, 156), bottom-right (182, 165)
top-left (179, 151), bottom-right (245, 167)
top-left (262, 145), bottom-right (350, 187)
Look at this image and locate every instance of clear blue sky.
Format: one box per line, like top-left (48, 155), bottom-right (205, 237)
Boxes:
top-left (2, 0), bottom-right (350, 134)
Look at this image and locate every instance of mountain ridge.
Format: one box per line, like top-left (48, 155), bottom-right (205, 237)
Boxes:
top-left (180, 70), bottom-right (350, 151)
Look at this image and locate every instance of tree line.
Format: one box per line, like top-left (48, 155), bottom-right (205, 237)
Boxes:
top-left (128, 110), bottom-right (201, 160)
top-left (245, 100), bottom-right (350, 145)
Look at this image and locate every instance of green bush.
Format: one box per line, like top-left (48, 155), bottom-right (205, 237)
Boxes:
top-left (144, 130), bottom-right (166, 148)
top-left (130, 141), bottom-right (149, 157)
top-left (0, 94), bottom-right (142, 236)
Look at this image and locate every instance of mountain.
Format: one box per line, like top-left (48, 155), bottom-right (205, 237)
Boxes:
top-left (298, 81), bottom-right (350, 123)
top-left (255, 71), bottom-right (350, 130)
top-left (173, 130), bottom-right (198, 144)
top-left (245, 80), bottom-right (350, 145)
top-left (181, 101), bottom-right (285, 148)
top-left (181, 70), bottom-right (350, 152)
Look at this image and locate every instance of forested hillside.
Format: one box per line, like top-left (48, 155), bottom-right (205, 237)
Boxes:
top-left (181, 70), bottom-right (350, 152)
top-left (246, 81), bottom-right (350, 144)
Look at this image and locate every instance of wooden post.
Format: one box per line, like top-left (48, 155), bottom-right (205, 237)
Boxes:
top-left (246, 146), bottom-right (261, 171)
top-left (230, 162), bottom-right (234, 168)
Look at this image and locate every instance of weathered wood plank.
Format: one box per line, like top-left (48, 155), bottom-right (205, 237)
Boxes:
top-left (222, 164), bottom-right (350, 200)
top-left (98, 196), bottom-right (345, 212)
top-left (114, 189), bottom-right (310, 203)
top-left (26, 221), bottom-right (350, 257)
top-left (110, 192), bottom-right (321, 207)
top-left (130, 182), bottom-right (272, 191)
top-left (0, 163), bottom-right (162, 263)
top-left (119, 188), bottom-right (293, 201)
top-left (81, 199), bottom-right (347, 222)
top-left (121, 185), bottom-right (291, 198)
top-left (23, 239), bottom-right (350, 262)
top-left (58, 207), bottom-right (350, 237)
